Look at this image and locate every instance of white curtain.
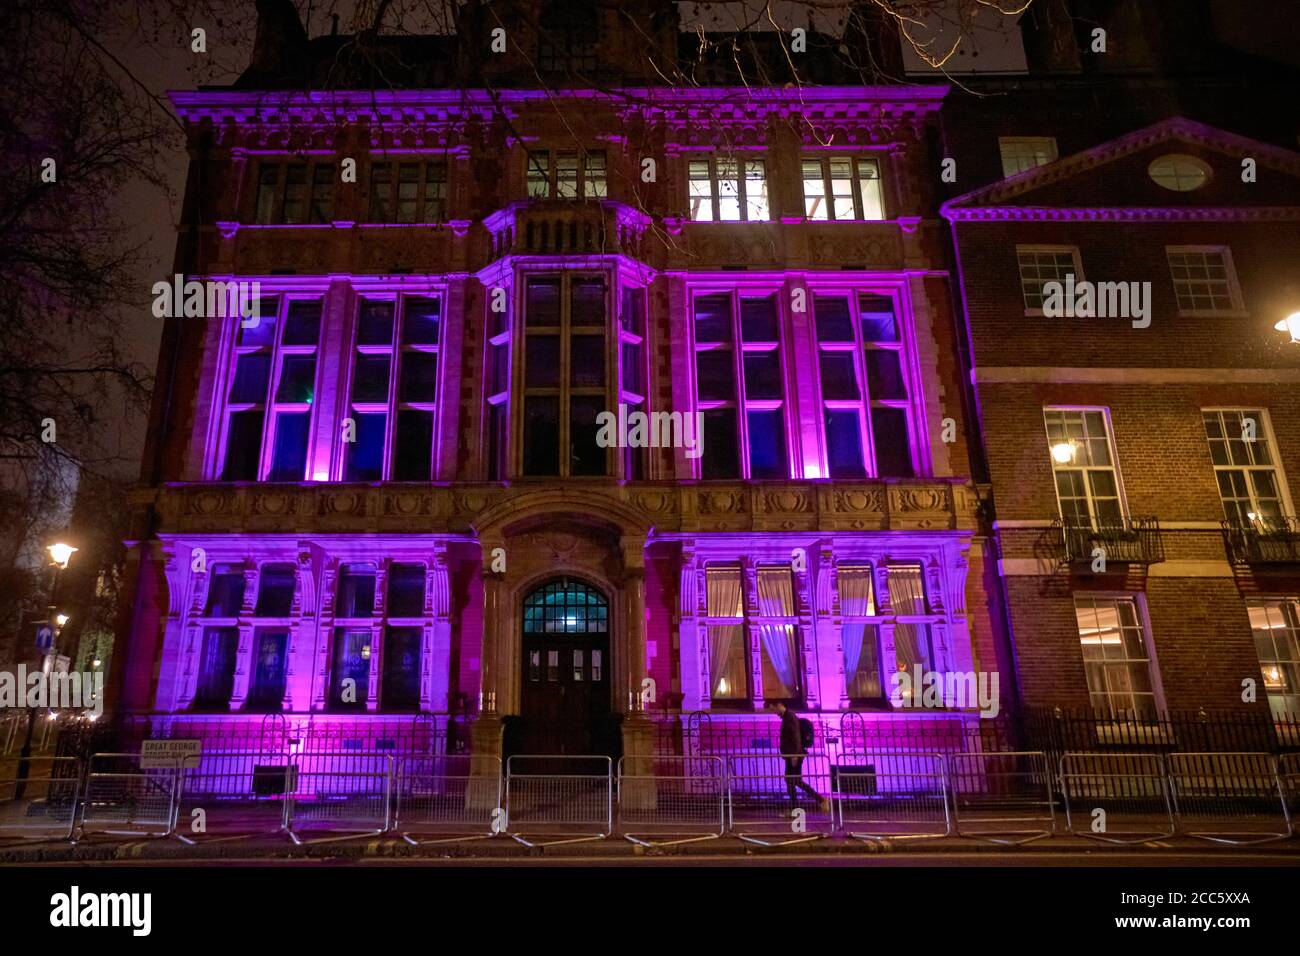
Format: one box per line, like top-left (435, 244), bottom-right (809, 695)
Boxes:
top-left (706, 566), bottom-right (745, 698)
top-left (888, 565), bottom-right (932, 671)
top-left (757, 568), bottom-right (799, 696)
top-left (838, 565), bottom-right (879, 697)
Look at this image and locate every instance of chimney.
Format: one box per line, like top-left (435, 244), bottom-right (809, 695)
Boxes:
top-left (250, 0), bottom-right (310, 79)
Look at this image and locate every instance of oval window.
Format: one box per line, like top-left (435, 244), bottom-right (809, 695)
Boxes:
top-left (1148, 154), bottom-right (1211, 192)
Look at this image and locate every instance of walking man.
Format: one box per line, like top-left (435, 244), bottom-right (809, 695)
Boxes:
top-left (776, 702), bottom-right (830, 813)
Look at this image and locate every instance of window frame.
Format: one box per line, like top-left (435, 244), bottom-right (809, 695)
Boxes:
top-left (252, 159), bottom-right (338, 225)
top-left (526, 149), bottom-right (608, 201)
top-left (1043, 406), bottom-right (1129, 531)
top-left (997, 136), bottom-right (1059, 178)
top-left (368, 158), bottom-right (449, 224)
top-left (1246, 596), bottom-right (1300, 719)
top-left (1075, 593), bottom-right (1164, 721)
top-left (1016, 244), bottom-right (1084, 315)
top-left (800, 154), bottom-right (886, 221)
top-left (701, 561), bottom-right (806, 706)
top-left (1165, 245), bottom-right (1245, 316)
top-left (1201, 407), bottom-right (1294, 527)
top-left (687, 154), bottom-right (770, 222)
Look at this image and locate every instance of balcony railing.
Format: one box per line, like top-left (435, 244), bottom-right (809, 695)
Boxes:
top-left (1050, 517), bottom-right (1164, 566)
top-left (483, 199), bottom-right (652, 261)
top-left (1222, 516), bottom-right (1300, 565)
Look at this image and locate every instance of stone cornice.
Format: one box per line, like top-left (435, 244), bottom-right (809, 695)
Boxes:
top-left (944, 206), bottom-right (1300, 223)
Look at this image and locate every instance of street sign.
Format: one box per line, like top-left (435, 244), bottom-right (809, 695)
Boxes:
top-left (34, 622), bottom-right (53, 651)
top-left (140, 739), bottom-right (203, 769)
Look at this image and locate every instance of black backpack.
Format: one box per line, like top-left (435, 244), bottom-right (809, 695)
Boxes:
top-left (798, 717), bottom-right (815, 751)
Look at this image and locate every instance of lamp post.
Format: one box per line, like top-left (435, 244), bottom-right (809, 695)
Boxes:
top-left (1275, 312), bottom-right (1300, 345)
top-left (14, 542), bottom-right (76, 798)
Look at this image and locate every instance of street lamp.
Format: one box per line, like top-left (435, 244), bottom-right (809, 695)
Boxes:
top-left (54, 613), bottom-right (69, 628)
top-left (1275, 311), bottom-right (1300, 344)
top-left (48, 542), bottom-right (77, 569)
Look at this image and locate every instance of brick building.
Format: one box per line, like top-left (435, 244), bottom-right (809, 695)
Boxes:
top-left (112, 0), bottom-right (1003, 761)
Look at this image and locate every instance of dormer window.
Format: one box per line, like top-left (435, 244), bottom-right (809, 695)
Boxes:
top-left (538, 2), bottom-right (598, 74)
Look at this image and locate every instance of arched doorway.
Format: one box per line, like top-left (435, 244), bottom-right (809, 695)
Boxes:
top-left (517, 577), bottom-right (613, 756)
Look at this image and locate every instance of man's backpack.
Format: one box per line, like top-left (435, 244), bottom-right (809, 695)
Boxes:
top-left (798, 717), bottom-right (815, 751)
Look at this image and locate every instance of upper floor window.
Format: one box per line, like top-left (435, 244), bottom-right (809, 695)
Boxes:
top-left (538, 2), bottom-right (598, 73)
top-left (1148, 154), bottom-right (1211, 192)
top-left (521, 274), bottom-right (609, 477)
top-left (369, 160), bottom-right (447, 223)
top-left (1043, 408), bottom-right (1124, 529)
top-left (220, 297), bottom-right (323, 482)
top-left (1076, 595), bottom-right (1159, 720)
top-left (998, 137), bottom-right (1058, 177)
top-left (1166, 247), bottom-right (1242, 314)
top-left (813, 293), bottom-right (914, 479)
top-left (688, 156), bottom-right (769, 222)
top-left (254, 161), bottom-right (335, 225)
top-left (693, 291), bottom-right (787, 479)
top-left (344, 296), bottom-right (442, 482)
top-left (1202, 409), bottom-right (1288, 527)
top-left (801, 156), bottom-right (884, 221)
top-left (527, 150), bottom-right (606, 200)
top-left (1017, 246), bottom-right (1081, 312)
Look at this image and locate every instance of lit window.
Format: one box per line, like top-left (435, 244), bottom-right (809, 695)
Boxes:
top-left (1076, 595), bottom-right (1158, 721)
top-left (688, 156), bottom-right (769, 222)
top-left (801, 156), bottom-right (884, 221)
top-left (838, 564), bottom-right (880, 701)
top-left (526, 149), bottom-right (606, 200)
top-left (1016, 246), bottom-right (1081, 311)
top-left (1043, 408), bottom-right (1124, 530)
top-left (1148, 154), bottom-right (1211, 192)
top-left (813, 293), bottom-right (913, 479)
top-left (702, 563), bottom-right (805, 703)
top-left (1166, 247), bottom-right (1240, 314)
top-left (1248, 599), bottom-right (1300, 719)
top-left (693, 291), bottom-right (788, 479)
top-left (998, 137), bottom-right (1058, 177)
top-left (344, 296), bottom-right (442, 482)
top-left (1202, 409), bottom-right (1287, 527)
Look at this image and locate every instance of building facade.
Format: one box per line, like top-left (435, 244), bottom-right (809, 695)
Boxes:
top-left (114, 0), bottom-right (1003, 760)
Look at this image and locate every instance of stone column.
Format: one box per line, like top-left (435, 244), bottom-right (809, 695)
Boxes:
top-left (472, 537), bottom-right (504, 766)
top-left (620, 536), bottom-right (655, 798)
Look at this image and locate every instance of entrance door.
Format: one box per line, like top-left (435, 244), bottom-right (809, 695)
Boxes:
top-left (519, 578), bottom-right (610, 756)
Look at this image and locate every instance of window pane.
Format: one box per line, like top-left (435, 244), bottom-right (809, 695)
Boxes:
top-left (255, 564), bottom-right (296, 616)
top-left (336, 568), bottom-right (375, 618)
top-left (399, 351), bottom-right (438, 403)
top-left (387, 564), bottom-right (426, 617)
top-left (352, 355), bottom-right (391, 403)
top-left (238, 300), bottom-right (278, 347)
top-left (689, 160), bottom-right (714, 221)
top-left (230, 353), bottom-right (271, 403)
top-left (696, 350), bottom-right (735, 402)
top-left (743, 351), bottom-right (783, 399)
top-left (281, 164), bottom-right (307, 223)
top-left (819, 353), bottom-right (859, 400)
top-left (556, 152), bottom-right (579, 199)
top-left (717, 158), bottom-right (740, 221)
top-left (357, 301), bottom-right (395, 346)
top-left (393, 410), bottom-right (433, 481)
top-left (865, 350), bottom-right (906, 400)
top-left (621, 342), bottom-right (643, 395)
top-left (221, 409), bottom-right (265, 481)
top-left (708, 625), bottom-right (746, 699)
top-left (368, 164), bottom-right (391, 221)
top-left (825, 410), bottom-right (865, 479)
top-left (283, 300), bottom-right (323, 346)
top-left (331, 629), bottom-right (371, 710)
top-left (526, 277), bottom-right (561, 327)
top-left (740, 296), bottom-right (779, 341)
top-left (694, 294), bottom-right (733, 343)
top-left (309, 165), bottom-right (334, 224)
top-left (584, 151), bottom-right (607, 198)
top-left (872, 408), bottom-right (914, 477)
top-left (345, 412), bottom-right (387, 481)
top-left (396, 163), bottom-right (419, 222)
top-left (571, 277), bottom-right (605, 326)
top-left (248, 630), bottom-right (289, 711)
top-left (422, 162), bottom-right (447, 222)
top-left (527, 152), bottom-right (551, 198)
top-left (255, 165), bottom-right (279, 225)
top-left (381, 626), bottom-right (422, 711)
top-left (857, 159), bottom-right (884, 220)
top-left (859, 294), bottom-right (898, 341)
top-left (275, 356), bottom-right (316, 403)
top-left (570, 335), bottom-right (605, 388)
top-left (204, 570), bottom-right (246, 617)
top-left (523, 397), bottom-right (560, 475)
top-left (701, 408), bottom-right (739, 479)
top-left (195, 628), bottom-right (239, 709)
top-left (402, 297), bottom-right (440, 345)
top-left (747, 410), bottom-right (786, 479)
top-left (525, 335), bottom-right (560, 388)
top-left (570, 395), bottom-right (607, 476)
top-left (744, 160), bottom-right (768, 220)
top-left (268, 411), bottom-right (310, 481)
top-left (802, 159), bottom-right (826, 220)
top-left (814, 297), bottom-right (853, 341)
top-left (620, 287), bottom-right (646, 336)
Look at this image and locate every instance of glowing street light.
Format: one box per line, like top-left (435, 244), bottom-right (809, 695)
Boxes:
top-left (54, 613), bottom-right (69, 627)
top-left (1275, 311), bottom-right (1300, 344)
top-left (47, 543), bottom-right (78, 569)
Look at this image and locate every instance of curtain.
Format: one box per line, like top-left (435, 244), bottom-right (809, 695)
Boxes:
top-left (837, 565), bottom-right (878, 696)
top-left (888, 565), bottom-right (932, 671)
top-left (706, 566), bottom-right (745, 698)
top-left (756, 568), bottom-right (799, 696)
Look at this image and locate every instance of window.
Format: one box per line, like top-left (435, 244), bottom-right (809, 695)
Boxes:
top-left (330, 562), bottom-right (427, 712)
top-left (336, 566), bottom-right (376, 618)
top-left (693, 292), bottom-right (788, 479)
top-left (537, 3), bottom-right (598, 73)
top-left (1248, 599), bottom-right (1300, 719)
top-left (998, 137), bottom-right (1058, 177)
top-left (220, 297), bottom-right (323, 482)
top-left (838, 564), bottom-right (880, 701)
top-left (253, 161), bottom-right (336, 224)
top-left (526, 150), bottom-right (606, 200)
top-left (618, 285), bottom-right (649, 480)
top-left (887, 564), bottom-right (936, 693)
top-left (1202, 409), bottom-right (1288, 527)
top-left (330, 629), bottom-right (372, 711)
top-left (521, 274), bottom-right (609, 477)
top-left (344, 295), bottom-right (442, 482)
top-left (368, 160), bottom-right (447, 223)
top-left (703, 563), bottom-right (804, 703)
top-left (247, 630), bottom-right (289, 712)
top-left (1166, 247), bottom-right (1241, 314)
top-left (1017, 246), bottom-right (1081, 311)
top-left (801, 156), bottom-right (885, 220)
top-left (254, 564), bottom-right (295, 617)
top-left (194, 563), bottom-right (246, 711)
top-left (1076, 596), bottom-right (1158, 720)
top-left (1044, 408), bottom-right (1124, 529)
top-left (204, 566), bottom-right (246, 617)
top-left (688, 156), bottom-right (769, 222)
top-left (1148, 154), bottom-right (1211, 192)
top-left (381, 627), bottom-right (422, 711)
top-left (813, 293), bottom-right (914, 479)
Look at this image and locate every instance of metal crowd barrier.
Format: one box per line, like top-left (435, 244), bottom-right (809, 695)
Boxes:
top-left (79, 753), bottom-right (182, 841)
top-left (174, 749), bottom-right (293, 844)
top-left (505, 755), bottom-right (612, 848)
top-left (1280, 753), bottom-right (1300, 837)
top-left (1167, 752), bottom-right (1291, 845)
top-left (1060, 752), bottom-right (1175, 844)
top-left (727, 752), bottom-right (834, 846)
top-left (950, 751), bottom-right (1056, 844)
top-left (834, 751), bottom-right (950, 844)
top-left (617, 755), bottom-right (725, 847)
top-left (1, 714), bottom-right (18, 755)
top-left (394, 755), bottom-right (502, 845)
top-left (0, 756), bottom-right (82, 844)
top-left (285, 751), bottom-right (393, 845)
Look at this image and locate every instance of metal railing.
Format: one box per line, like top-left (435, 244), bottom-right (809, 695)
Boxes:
top-left (950, 751), bottom-right (1056, 844)
top-left (284, 751), bottom-right (394, 845)
top-left (1060, 752), bottom-right (1175, 844)
top-left (0, 756), bottom-right (81, 843)
top-left (835, 751), bottom-right (951, 843)
top-left (504, 755), bottom-right (613, 848)
top-left (726, 752), bottom-right (835, 846)
top-left (1222, 516), bottom-right (1300, 564)
top-left (394, 755), bottom-right (502, 845)
top-left (617, 755), bottom-right (726, 847)
top-left (1051, 517), bottom-right (1164, 565)
top-left (1167, 752), bottom-right (1291, 844)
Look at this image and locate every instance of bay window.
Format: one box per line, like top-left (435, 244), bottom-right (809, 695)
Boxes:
top-left (703, 562), bottom-right (804, 704)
